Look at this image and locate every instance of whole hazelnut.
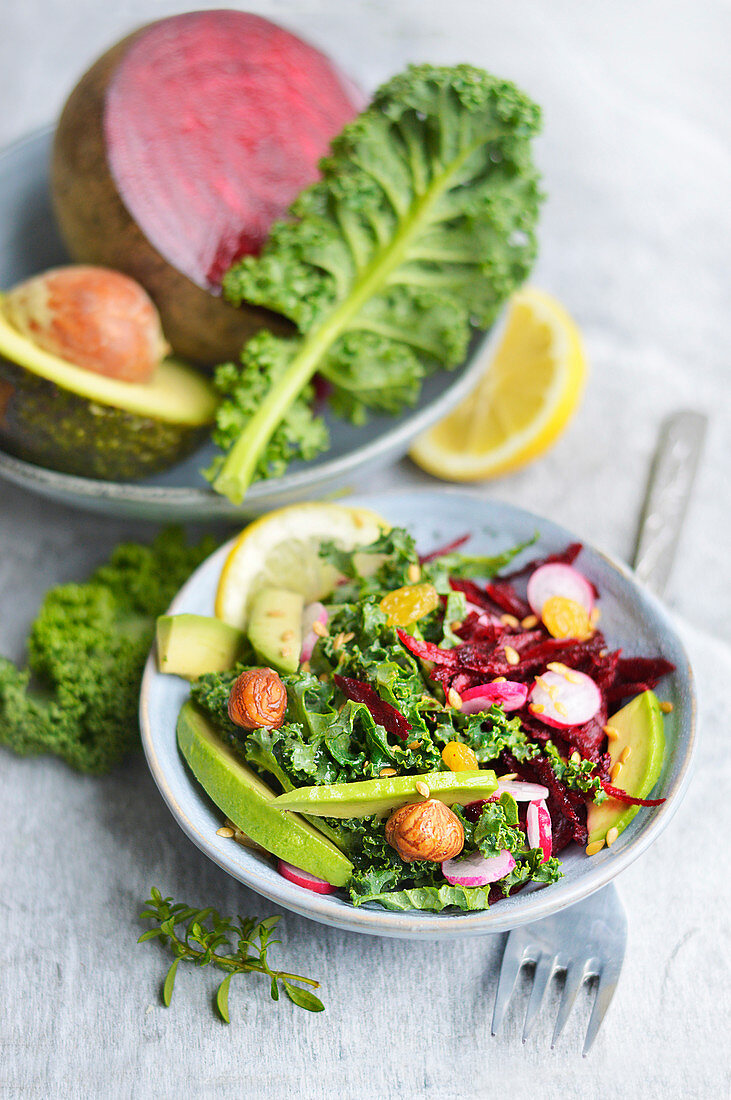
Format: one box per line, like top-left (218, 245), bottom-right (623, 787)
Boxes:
top-left (228, 668), bottom-right (287, 730)
top-left (385, 798), bottom-right (464, 863)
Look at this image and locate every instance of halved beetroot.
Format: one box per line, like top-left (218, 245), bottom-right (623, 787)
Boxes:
top-left (51, 11), bottom-right (361, 365)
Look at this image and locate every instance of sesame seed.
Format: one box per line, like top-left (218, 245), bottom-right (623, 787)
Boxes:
top-left (603, 725), bottom-right (620, 741)
top-left (379, 767), bottom-right (398, 777)
top-left (492, 676), bottom-right (507, 684)
top-left (280, 645), bottom-right (292, 658)
top-left (570, 750), bottom-right (581, 764)
top-left (301, 661), bottom-right (311, 674)
top-left (599, 648), bottom-right (608, 658)
top-left (216, 826), bottom-right (234, 838)
top-left (450, 621), bottom-right (463, 632)
top-left (610, 762), bottom-right (622, 782)
top-left (547, 661), bottom-right (570, 675)
top-left (504, 645), bottom-right (520, 666)
top-left (530, 703), bottom-right (545, 715)
top-left (407, 563), bottom-right (421, 583)
top-left (447, 688), bottom-right (463, 709)
top-left (415, 781), bottom-right (430, 798)
top-left (565, 670), bottom-right (582, 684)
top-left (407, 741), bottom-right (421, 751)
top-left (606, 827), bottom-right (619, 847)
top-left (312, 620), bottom-right (329, 637)
top-left (585, 840), bottom-right (605, 856)
top-left (521, 614), bottom-right (539, 629)
top-left (281, 629), bottom-right (294, 641)
top-left (341, 632), bottom-right (355, 644)
top-left (319, 673), bottom-right (329, 682)
top-left (555, 701), bottom-right (568, 717)
top-left (660, 701), bottom-right (674, 714)
top-left (498, 773), bottom-right (518, 781)
top-left (536, 676), bottom-right (549, 691)
top-left (619, 746), bottom-right (631, 763)
top-left (500, 613), bottom-right (520, 628)
top-left (266, 609), bottom-right (285, 617)
top-left (333, 632), bottom-right (345, 649)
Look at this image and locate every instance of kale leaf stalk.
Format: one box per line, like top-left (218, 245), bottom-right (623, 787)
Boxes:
top-left (210, 65), bottom-right (542, 503)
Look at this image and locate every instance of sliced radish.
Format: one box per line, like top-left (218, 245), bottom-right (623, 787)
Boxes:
top-left (527, 563), bottom-right (595, 617)
top-left (300, 602), bottom-right (328, 663)
top-left (442, 848), bottom-right (516, 888)
top-left (277, 859), bottom-right (336, 894)
top-left (526, 800), bottom-right (552, 862)
top-left (460, 681), bottom-right (529, 714)
top-left (529, 668), bottom-right (601, 728)
top-left (494, 780), bottom-right (549, 802)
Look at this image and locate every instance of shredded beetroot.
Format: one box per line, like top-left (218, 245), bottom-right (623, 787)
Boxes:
top-left (396, 630), bottom-right (458, 666)
top-left (484, 581), bottom-right (530, 619)
top-left (419, 533), bottom-right (471, 563)
top-left (601, 782), bottom-right (666, 807)
top-left (500, 542), bottom-right (583, 581)
top-left (333, 674), bottom-right (411, 740)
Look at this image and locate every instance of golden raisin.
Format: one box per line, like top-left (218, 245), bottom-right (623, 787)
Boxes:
top-left (441, 741), bottom-right (479, 772)
top-left (379, 582), bottom-right (439, 627)
top-left (541, 595), bottom-right (593, 641)
top-left (228, 668), bottom-right (287, 730)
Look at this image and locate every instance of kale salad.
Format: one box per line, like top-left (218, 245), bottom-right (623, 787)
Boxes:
top-left (170, 522), bottom-right (674, 914)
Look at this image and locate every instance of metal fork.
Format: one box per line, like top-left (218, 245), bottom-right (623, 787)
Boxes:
top-left (491, 884), bottom-right (628, 1055)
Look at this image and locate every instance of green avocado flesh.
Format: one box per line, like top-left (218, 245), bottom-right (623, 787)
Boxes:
top-left (272, 769), bottom-right (498, 818)
top-left (247, 587), bottom-right (303, 674)
top-left (157, 614), bottom-right (246, 678)
top-left (177, 701), bottom-right (353, 887)
top-left (0, 301), bottom-right (217, 479)
top-left (587, 690), bottom-right (666, 845)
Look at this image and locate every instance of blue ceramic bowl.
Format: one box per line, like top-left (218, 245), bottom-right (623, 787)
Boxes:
top-left (139, 490), bottom-right (696, 938)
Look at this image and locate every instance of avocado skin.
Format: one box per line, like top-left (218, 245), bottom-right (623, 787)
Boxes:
top-left (0, 354), bottom-right (208, 480)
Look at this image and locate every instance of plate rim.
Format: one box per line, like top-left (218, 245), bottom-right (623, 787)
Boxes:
top-left (0, 125), bottom-right (505, 518)
top-left (139, 487), bottom-right (697, 938)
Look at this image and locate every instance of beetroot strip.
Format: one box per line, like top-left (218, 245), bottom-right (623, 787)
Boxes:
top-left (419, 533), bottom-right (471, 563)
top-left (601, 782), bottom-right (665, 806)
top-left (333, 674), bottom-right (411, 740)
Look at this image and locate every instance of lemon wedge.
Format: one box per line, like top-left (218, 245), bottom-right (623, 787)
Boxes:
top-left (215, 502), bottom-right (387, 629)
top-left (409, 288), bottom-right (587, 480)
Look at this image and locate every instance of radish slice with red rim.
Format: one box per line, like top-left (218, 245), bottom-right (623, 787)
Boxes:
top-left (526, 799), bottom-right (552, 862)
top-left (300, 602), bottom-right (328, 664)
top-left (527, 563), bottom-right (595, 617)
top-left (529, 668), bottom-right (601, 729)
top-left (460, 681), bottom-right (529, 714)
top-left (494, 780), bottom-right (549, 801)
top-left (277, 860), bottom-right (336, 894)
top-left (441, 848), bottom-right (516, 888)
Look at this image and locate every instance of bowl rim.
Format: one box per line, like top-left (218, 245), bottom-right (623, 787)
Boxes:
top-left (139, 488), bottom-right (697, 938)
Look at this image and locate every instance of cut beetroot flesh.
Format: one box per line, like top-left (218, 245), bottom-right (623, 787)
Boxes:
top-left (529, 669), bottom-right (601, 729)
top-left (333, 674), bottom-right (411, 740)
top-left (104, 11), bottom-right (361, 290)
top-left (460, 681), bottom-right (528, 713)
top-left (277, 860), bottom-right (336, 894)
top-left (527, 563), bottom-right (595, 617)
top-left (526, 800), bottom-right (552, 862)
top-left (442, 849), bottom-right (516, 888)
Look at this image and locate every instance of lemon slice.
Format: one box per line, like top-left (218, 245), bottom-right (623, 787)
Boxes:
top-left (215, 502), bottom-right (388, 628)
top-left (409, 288), bottom-right (587, 480)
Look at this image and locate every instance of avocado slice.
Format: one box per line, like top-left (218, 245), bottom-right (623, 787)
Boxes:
top-left (272, 769), bottom-right (498, 818)
top-left (177, 701), bottom-right (353, 887)
top-left (0, 298), bottom-right (217, 480)
top-left (156, 614), bottom-right (246, 678)
top-left (247, 587), bottom-right (303, 674)
top-left (587, 690), bottom-right (666, 845)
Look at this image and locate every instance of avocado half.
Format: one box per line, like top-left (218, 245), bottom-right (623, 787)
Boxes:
top-left (0, 296), bottom-right (217, 480)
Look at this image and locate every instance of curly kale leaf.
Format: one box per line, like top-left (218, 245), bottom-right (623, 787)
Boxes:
top-left (211, 64), bottom-right (543, 502)
top-left (0, 529), bottom-right (218, 774)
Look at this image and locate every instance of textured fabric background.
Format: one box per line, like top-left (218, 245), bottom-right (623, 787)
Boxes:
top-left (1, 2), bottom-right (729, 1097)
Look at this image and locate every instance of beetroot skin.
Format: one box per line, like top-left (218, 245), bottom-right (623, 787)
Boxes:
top-left (105, 11), bottom-right (361, 290)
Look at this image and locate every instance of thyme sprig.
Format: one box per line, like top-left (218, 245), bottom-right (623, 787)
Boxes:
top-left (139, 888), bottom-right (324, 1021)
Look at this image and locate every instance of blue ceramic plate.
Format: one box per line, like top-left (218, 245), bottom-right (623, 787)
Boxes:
top-left (139, 490), bottom-right (696, 939)
top-left (0, 129), bottom-right (504, 521)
